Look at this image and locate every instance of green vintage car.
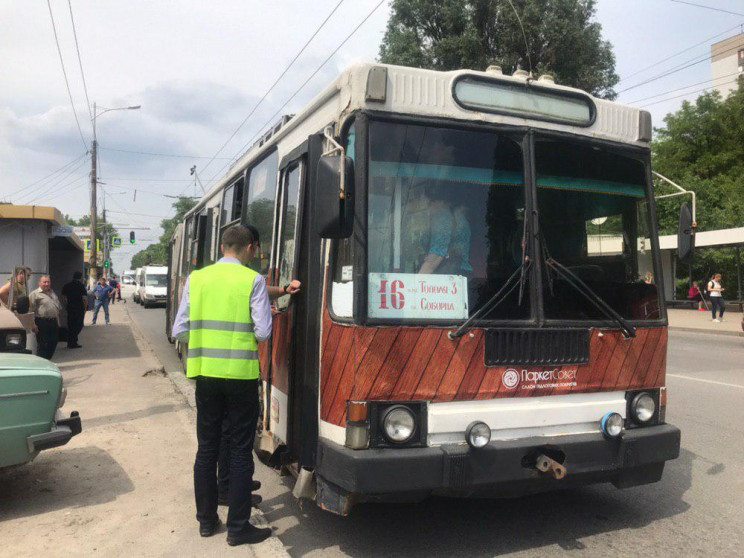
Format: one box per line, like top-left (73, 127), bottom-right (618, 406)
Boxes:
top-left (0, 352), bottom-right (82, 469)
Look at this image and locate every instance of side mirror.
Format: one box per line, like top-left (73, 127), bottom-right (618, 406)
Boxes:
top-left (677, 202), bottom-right (695, 264)
top-left (314, 154), bottom-right (354, 238)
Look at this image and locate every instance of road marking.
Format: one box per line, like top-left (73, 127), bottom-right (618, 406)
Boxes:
top-left (667, 374), bottom-right (744, 390)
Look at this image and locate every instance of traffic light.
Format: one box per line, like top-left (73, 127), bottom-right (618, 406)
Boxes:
top-left (129, 231), bottom-right (136, 244)
top-left (104, 260), bottom-right (110, 269)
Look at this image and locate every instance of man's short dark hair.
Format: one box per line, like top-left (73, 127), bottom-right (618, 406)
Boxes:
top-left (73, 271), bottom-right (82, 280)
top-left (222, 224), bottom-right (254, 251)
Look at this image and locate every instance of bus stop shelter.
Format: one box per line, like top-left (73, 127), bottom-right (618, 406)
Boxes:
top-left (659, 226), bottom-right (744, 304)
top-left (0, 204), bottom-right (85, 295)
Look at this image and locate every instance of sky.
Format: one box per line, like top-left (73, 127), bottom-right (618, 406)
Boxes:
top-left (1, 0), bottom-right (743, 272)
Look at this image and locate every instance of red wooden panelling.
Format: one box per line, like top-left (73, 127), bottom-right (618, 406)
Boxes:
top-left (319, 321), bottom-right (669, 427)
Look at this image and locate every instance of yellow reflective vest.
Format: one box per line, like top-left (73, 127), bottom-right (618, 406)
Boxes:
top-left (186, 262), bottom-right (261, 380)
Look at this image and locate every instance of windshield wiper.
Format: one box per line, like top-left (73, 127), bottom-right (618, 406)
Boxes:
top-left (448, 257), bottom-right (531, 341)
top-left (543, 257), bottom-right (636, 339)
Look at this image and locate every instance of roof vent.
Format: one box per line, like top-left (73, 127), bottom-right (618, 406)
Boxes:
top-left (538, 74), bottom-right (555, 84)
top-left (513, 69), bottom-right (530, 79)
top-left (486, 65), bottom-right (503, 75)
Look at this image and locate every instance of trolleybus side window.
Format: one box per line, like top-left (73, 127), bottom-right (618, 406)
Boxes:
top-left (221, 184), bottom-right (235, 227)
top-left (364, 121), bottom-right (528, 322)
top-left (182, 216), bottom-right (193, 276)
top-left (244, 151), bottom-right (279, 275)
top-left (535, 139), bottom-right (660, 320)
top-left (330, 125), bottom-right (355, 318)
top-left (275, 162), bottom-right (303, 310)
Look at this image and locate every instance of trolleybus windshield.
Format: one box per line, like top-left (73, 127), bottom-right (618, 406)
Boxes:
top-left (366, 121), bottom-right (529, 322)
top-left (535, 139), bottom-right (660, 321)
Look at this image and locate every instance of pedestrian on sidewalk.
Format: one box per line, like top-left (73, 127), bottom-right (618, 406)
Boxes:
top-left (0, 266), bottom-right (31, 309)
top-left (688, 281), bottom-right (705, 311)
top-left (109, 276), bottom-right (120, 305)
top-left (216, 224), bottom-right (300, 507)
top-left (61, 271), bottom-right (88, 348)
top-left (29, 275), bottom-right (62, 360)
top-left (173, 224), bottom-right (273, 546)
top-left (707, 273), bottom-right (726, 322)
top-left (92, 277), bottom-right (114, 325)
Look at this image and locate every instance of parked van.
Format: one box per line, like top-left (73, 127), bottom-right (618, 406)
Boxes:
top-left (138, 266), bottom-right (168, 308)
top-left (133, 268), bottom-right (143, 303)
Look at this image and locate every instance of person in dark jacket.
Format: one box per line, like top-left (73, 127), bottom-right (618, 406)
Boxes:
top-left (62, 271), bottom-right (88, 348)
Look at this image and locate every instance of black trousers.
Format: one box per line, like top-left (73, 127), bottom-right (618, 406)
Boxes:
top-left (35, 317), bottom-right (59, 360)
top-left (67, 308), bottom-right (84, 346)
top-left (218, 416), bottom-right (231, 498)
top-left (711, 297), bottom-right (726, 319)
top-left (194, 377), bottom-right (259, 534)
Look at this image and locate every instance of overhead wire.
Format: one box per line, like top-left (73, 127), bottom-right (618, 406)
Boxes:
top-left (671, 0), bottom-right (744, 17)
top-left (642, 77), bottom-right (741, 108)
top-left (3, 151), bottom-right (87, 200)
top-left (198, 0), bottom-right (347, 178)
top-left (207, 0), bottom-right (387, 186)
top-left (67, 0), bottom-right (93, 122)
top-left (628, 70), bottom-right (744, 104)
top-left (619, 22), bottom-right (744, 83)
top-left (24, 166), bottom-right (89, 205)
top-left (46, 0), bottom-right (88, 150)
top-left (17, 155), bottom-right (90, 204)
top-left (619, 40), bottom-right (744, 94)
top-left (99, 146), bottom-right (233, 159)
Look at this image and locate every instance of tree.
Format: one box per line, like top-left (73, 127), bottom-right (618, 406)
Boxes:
top-left (379, 0), bottom-right (619, 98)
top-left (652, 80), bottom-right (744, 299)
top-left (130, 197), bottom-right (197, 269)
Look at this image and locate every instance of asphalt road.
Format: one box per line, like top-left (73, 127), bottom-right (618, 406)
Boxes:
top-left (128, 299), bottom-right (744, 557)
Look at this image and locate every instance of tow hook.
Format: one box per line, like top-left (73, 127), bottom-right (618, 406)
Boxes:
top-left (536, 453), bottom-right (567, 480)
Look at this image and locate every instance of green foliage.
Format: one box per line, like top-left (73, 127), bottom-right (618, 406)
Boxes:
top-left (130, 197), bottom-right (197, 270)
top-left (65, 214), bottom-right (119, 241)
top-left (652, 80), bottom-right (744, 300)
top-left (379, 0), bottom-right (619, 99)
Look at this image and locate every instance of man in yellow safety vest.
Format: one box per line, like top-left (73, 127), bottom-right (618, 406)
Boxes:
top-left (173, 224), bottom-right (272, 546)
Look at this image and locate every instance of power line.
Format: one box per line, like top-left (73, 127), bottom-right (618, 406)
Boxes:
top-left (46, 0), bottom-right (87, 150)
top-left (107, 209), bottom-right (170, 218)
top-left (3, 151), bottom-right (87, 200)
top-left (99, 146), bottom-right (233, 160)
top-left (642, 77), bottom-right (740, 108)
top-left (67, 0), bottom-right (93, 123)
top-left (16, 155), bottom-right (90, 205)
top-left (199, 0), bottom-right (347, 178)
top-left (619, 40), bottom-right (744, 94)
top-left (619, 22), bottom-right (744, 83)
top-left (209, 0), bottom-right (386, 185)
top-left (24, 167), bottom-right (89, 205)
top-left (628, 70), bottom-right (743, 104)
top-left (671, 0), bottom-right (744, 17)
top-left (102, 177), bottom-right (194, 182)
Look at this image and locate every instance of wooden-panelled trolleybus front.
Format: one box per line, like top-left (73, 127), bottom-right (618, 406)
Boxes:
top-left (168, 63), bottom-right (681, 516)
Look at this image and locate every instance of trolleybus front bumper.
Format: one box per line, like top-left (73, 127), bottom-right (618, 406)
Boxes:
top-left (315, 423), bottom-right (680, 510)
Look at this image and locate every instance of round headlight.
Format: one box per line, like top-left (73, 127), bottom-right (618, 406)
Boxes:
top-left (466, 421), bottom-right (491, 449)
top-left (631, 392), bottom-right (655, 423)
top-left (600, 412), bottom-right (624, 439)
top-left (381, 406), bottom-right (416, 443)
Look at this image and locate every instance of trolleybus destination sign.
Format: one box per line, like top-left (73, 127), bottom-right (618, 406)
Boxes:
top-left (368, 272), bottom-right (468, 320)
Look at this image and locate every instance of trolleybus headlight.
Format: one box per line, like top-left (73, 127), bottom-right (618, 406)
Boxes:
top-left (631, 392), bottom-right (655, 424)
top-left (466, 421), bottom-right (491, 449)
top-left (381, 406), bottom-right (416, 444)
top-left (600, 412), bottom-right (624, 439)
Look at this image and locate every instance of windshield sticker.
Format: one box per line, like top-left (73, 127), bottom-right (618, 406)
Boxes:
top-left (368, 273), bottom-right (468, 320)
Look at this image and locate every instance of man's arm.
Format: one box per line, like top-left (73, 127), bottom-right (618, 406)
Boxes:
top-left (250, 275), bottom-right (272, 343)
top-left (266, 279), bottom-right (301, 301)
top-left (172, 278), bottom-right (191, 343)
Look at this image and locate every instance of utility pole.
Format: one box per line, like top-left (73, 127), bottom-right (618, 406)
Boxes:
top-left (88, 101), bottom-right (141, 288)
top-left (89, 101), bottom-right (98, 289)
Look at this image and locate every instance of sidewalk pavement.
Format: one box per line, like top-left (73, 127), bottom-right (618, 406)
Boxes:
top-left (0, 303), bottom-right (287, 558)
top-left (668, 308), bottom-right (744, 337)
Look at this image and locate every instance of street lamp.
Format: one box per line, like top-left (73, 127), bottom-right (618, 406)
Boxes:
top-left (89, 102), bottom-right (141, 288)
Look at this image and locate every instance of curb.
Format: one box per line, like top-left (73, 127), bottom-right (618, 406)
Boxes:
top-left (122, 304), bottom-right (291, 558)
top-left (669, 325), bottom-right (744, 338)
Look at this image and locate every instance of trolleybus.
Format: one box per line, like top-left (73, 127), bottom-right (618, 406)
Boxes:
top-left (167, 63), bottom-right (683, 515)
